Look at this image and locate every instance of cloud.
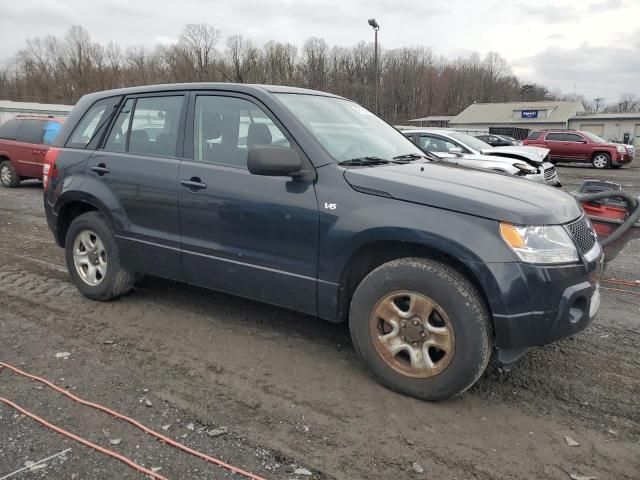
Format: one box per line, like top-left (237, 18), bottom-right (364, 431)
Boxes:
top-left (513, 31), bottom-right (640, 100)
top-left (0, 0), bottom-right (76, 25)
top-left (517, 4), bottom-right (576, 23)
top-left (154, 36), bottom-right (178, 46)
top-left (589, 0), bottom-right (623, 12)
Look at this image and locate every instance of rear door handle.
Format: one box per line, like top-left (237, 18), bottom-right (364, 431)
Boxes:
top-left (91, 164), bottom-right (110, 175)
top-left (181, 177), bottom-right (207, 191)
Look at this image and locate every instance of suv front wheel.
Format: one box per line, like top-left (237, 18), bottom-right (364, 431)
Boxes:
top-left (592, 152), bottom-right (611, 169)
top-left (65, 211), bottom-right (137, 301)
top-left (349, 258), bottom-right (492, 401)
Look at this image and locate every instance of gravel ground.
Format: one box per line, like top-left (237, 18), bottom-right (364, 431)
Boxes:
top-left (0, 163), bottom-right (638, 480)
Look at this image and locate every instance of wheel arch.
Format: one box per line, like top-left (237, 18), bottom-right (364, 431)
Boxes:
top-left (54, 195), bottom-right (114, 247)
top-left (336, 240), bottom-right (494, 329)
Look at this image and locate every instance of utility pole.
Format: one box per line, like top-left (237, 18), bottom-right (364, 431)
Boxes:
top-left (368, 18), bottom-right (380, 115)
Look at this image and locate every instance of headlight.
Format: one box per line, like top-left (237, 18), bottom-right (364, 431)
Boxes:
top-left (500, 223), bottom-right (579, 264)
top-left (513, 162), bottom-right (537, 174)
top-left (616, 145), bottom-right (626, 153)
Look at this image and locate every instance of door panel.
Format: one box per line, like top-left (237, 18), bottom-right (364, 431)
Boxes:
top-left (87, 93), bottom-right (187, 279)
top-left (179, 93), bottom-right (319, 314)
top-left (14, 119), bottom-right (47, 177)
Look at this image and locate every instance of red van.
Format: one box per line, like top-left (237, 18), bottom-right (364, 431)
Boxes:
top-left (523, 129), bottom-right (633, 169)
top-left (0, 116), bottom-right (65, 187)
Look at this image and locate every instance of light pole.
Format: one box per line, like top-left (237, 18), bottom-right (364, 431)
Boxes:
top-left (368, 18), bottom-right (380, 115)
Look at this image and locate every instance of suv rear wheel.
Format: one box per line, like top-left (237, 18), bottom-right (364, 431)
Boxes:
top-left (592, 152), bottom-right (611, 169)
top-left (0, 161), bottom-right (20, 188)
top-left (349, 258), bottom-right (491, 401)
top-left (65, 211), bottom-right (137, 301)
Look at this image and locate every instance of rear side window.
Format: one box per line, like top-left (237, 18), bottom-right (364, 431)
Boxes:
top-left (129, 96), bottom-right (184, 157)
top-left (419, 135), bottom-right (457, 153)
top-left (0, 119), bottom-right (20, 140)
top-left (526, 131), bottom-right (541, 140)
top-left (545, 132), bottom-right (565, 141)
top-left (43, 121), bottom-right (62, 145)
top-left (104, 99), bottom-right (134, 152)
top-left (16, 119), bottom-right (46, 144)
top-left (67, 97), bottom-right (121, 149)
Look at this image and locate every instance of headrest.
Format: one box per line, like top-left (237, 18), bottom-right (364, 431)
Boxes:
top-left (247, 123), bottom-right (272, 147)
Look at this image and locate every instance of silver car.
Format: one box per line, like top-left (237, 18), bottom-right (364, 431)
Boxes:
top-left (403, 129), bottom-right (561, 186)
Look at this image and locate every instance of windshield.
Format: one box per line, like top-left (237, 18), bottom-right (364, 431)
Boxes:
top-left (581, 131), bottom-right (607, 143)
top-left (274, 94), bottom-right (425, 162)
top-left (447, 131), bottom-right (492, 152)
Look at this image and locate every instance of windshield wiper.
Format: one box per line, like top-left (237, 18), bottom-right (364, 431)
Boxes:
top-left (393, 153), bottom-right (437, 162)
top-left (339, 156), bottom-right (391, 167)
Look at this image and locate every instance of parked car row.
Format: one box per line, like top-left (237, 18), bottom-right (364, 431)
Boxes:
top-left (403, 128), bottom-right (560, 187)
top-left (523, 130), bottom-right (634, 169)
top-left (475, 134), bottom-right (522, 147)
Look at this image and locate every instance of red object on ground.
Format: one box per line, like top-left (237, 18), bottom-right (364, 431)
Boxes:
top-left (582, 202), bottom-right (628, 237)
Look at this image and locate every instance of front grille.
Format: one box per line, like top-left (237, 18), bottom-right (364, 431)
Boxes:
top-left (544, 166), bottom-right (556, 179)
top-left (567, 216), bottom-right (597, 254)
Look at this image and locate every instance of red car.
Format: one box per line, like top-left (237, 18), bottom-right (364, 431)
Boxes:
top-left (523, 129), bottom-right (633, 169)
top-left (0, 116), bottom-right (64, 187)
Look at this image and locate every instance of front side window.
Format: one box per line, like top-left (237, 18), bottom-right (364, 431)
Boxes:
top-left (194, 95), bottom-right (290, 168)
top-left (565, 133), bottom-right (586, 143)
top-left (274, 94), bottom-right (424, 162)
top-left (545, 132), bottom-right (565, 141)
top-left (580, 131), bottom-right (606, 143)
top-left (128, 96), bottom-right (184, 157)
top-left (419, 135), bottom-right (457, 153)
top-left (67, 97), bottom-right (121, 149)
top-left (446, 132), bottom-right (489, 152)
top-left (0, 119), bottom-right (20, 140)
top-left (16, 119), bottom-right (46, 144)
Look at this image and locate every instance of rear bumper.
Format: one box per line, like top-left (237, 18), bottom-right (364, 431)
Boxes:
top-left (465, 245), bottom-right (604, 351)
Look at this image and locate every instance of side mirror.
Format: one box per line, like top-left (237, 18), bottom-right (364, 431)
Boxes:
top-left (448, 147), bottom-right (464, 156)
top-left (248, 145), bottom-right (303, 177)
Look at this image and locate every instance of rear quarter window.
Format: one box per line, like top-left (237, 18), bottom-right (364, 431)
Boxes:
top-left (66, 96), bottom-right (122, 149)
top-left (0, 119), bottom-right (21, 141)
top-left (545, 132), bottom-right (565, 141)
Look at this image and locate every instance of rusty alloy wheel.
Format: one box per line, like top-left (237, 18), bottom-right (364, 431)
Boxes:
top-left (370, 290), bottom-right (455, 378)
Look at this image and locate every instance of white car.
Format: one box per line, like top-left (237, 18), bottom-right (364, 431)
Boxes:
top-left (403, 129), bottom-right (561, 187)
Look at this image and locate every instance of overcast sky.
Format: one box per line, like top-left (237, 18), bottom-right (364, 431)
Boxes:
top-left (0, 0), bottom-right (638, 102)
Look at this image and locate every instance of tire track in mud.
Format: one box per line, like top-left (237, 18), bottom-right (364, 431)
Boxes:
top-left (1, 262), bottom-right (639, 480)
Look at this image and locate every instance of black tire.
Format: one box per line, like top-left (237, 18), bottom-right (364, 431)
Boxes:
top-left (0, 161), bottom-right (21, 188)
top-left (65, 211), bottom-right (137, 301)
top-left (591, 152), bottom-right (611, 169)
top-left (349, 258), bottom-right (492, 401)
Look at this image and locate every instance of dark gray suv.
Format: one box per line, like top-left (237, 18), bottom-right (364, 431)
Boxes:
top-left (43, 83), bottom-right (603, 401)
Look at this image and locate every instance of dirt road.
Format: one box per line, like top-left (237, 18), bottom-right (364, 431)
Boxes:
top-left (1, 165), bottom-right (639, 479)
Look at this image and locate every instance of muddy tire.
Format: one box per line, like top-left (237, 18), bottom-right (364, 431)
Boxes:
top-left (65, 211), bottom-right (137, 301)
top-left (0, 161), bottom-right (20, 188)
top-left (349, 258), bottom-right (492, 401)
top-left (592, 152), bottom-right (611, 169)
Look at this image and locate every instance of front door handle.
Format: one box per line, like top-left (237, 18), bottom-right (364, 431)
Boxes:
top-left (91, 164), bottom-right (110, 175)
top-left (181, 177), bottom-right (207, 191)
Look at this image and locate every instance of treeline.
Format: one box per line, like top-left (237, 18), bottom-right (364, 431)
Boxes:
top-left (0, 23), bottom-right (567, 123)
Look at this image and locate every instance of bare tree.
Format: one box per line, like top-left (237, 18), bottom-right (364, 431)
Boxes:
top-left (179, 23), bottom-right (220, 81)
top-left (223, 35), bottom-right (258, 83)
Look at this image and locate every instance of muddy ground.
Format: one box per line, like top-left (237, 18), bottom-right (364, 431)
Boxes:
top-left (0, 163), bottom-right (638, 480)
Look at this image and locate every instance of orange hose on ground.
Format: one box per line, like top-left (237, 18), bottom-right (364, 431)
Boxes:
top-left (603, 278), bottom-right (640, 288)
top-left (601, 286), bottom-right (640, 296)
top-left (0, 362), bottom-right (267, 480)
top-left (0, 395), bottom-right (168, 480)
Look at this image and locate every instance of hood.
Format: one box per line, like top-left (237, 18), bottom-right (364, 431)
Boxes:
top-left (343, 162), bottom-right (581, 225)
top-left (480, 146), bottom-right (550, 165)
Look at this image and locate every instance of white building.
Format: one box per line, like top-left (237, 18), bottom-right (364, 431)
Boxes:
top-left (568, 112), bottom-right (640, 147)
top-left (448, 101), bottom-right (585, 139)
top-left (0, 100), bottom-right (74, 124)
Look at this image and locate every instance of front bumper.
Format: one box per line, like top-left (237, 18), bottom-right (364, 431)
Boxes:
top-left (467, 244), bottom-right (604, 351)
top-left (613, 153), bottom-right (633, 165)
